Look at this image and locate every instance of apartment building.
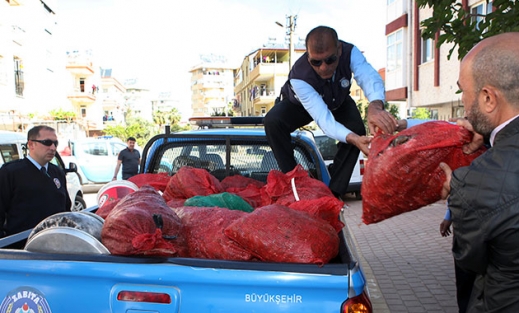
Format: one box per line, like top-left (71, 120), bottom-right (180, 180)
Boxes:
top-left (65, 49), bottom-right (105, 135)
top-left (385, 0), bottom-right (493, 120)
top-left (124, 78), bottom-right (153, 122)
top-left (0, 0), bottom-right (70, 131)
top-left (189, 54), bottom-right (235, 117)
top-left (99, 68), bottom-right (126, 125)
top-left (233, 44), bottom-right (305, 117)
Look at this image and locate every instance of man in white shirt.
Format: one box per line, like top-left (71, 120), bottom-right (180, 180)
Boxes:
top-left (264, 25), bottom-right (397, 197)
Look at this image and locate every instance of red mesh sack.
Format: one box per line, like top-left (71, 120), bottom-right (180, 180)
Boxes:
top-left (222, 175), bottom-right (266, 208)
top-left (166, 198), bottom-right (186, 208)
top-left (288, 196), bottom-right (345, 233)
top-left (225, 184), bottom-right (264, 208)
top-left (224, 204), bottom-right (339, 265)
top-left (221, 175), bottom-right (265, 190)
top-left (101, 186), bottom-right (185, 256)
top-left (172, 206), bottom-right (253, 261)
top-left (162, 166), bottom-right (224, 202)
top-left (362, 121), bottom-right (487, 224)
top-left (129, 173), bottom-right (171, 192)
top-left (96, 198), bottom-right (121, 219)
top-left (261, 165), bottom-right (334, 206)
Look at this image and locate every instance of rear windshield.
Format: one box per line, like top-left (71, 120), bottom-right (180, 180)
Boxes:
top-left (146, 136), bottom-right (318, 183)
top-left (314, 136), bottom-right (338, 161)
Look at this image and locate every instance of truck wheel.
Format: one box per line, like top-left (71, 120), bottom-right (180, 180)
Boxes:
top-left (354, 191), bottom-right (362, 200)
top-left (73, 195), bottom-right (87, 212)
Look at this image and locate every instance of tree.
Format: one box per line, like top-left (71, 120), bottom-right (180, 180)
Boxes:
top-left (418, 0), bottom-right (519, 60)
top-left (153, 108), bottom-right (183, 129)
top-left (49, 108), bottom-right (76, 122)
top-left (411, 107), bottom-right (431, 120)
top-left (103, 117), bottom-right (155, 147)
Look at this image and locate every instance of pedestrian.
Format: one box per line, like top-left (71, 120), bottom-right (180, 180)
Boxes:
top-left (0, 125), bottom-right (71, 247)
top-left (440, 32), bottom-right (519, 313)
top-left (113, 137), bottom-right (140, 180)
top-left (264, 25), bottom-right (397, 198)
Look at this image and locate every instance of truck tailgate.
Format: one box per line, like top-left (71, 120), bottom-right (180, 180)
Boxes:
top-left (0, 254), bottom-right (356, 313)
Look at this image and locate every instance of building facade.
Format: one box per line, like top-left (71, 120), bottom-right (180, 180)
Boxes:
top-left (233, 45), bottom-right (305, 117)
top-left (0, 0), bottom-right (70, 131)
top-left (385, 0), bottom-right (493, 120)
top-left (99, 68), bottom-right (126, 125)
top-left (189, 54), bottom-right (235, 117)
top-left (64, 49), bottom-right (104, 135)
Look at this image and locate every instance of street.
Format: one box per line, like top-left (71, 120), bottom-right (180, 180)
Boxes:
top-left (84, 192), bottom-right (98, 208)
top-left (84, 191), bottom-right (459, 313)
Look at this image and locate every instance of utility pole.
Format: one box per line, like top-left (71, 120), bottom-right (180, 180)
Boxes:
top-left (276, 15), bottom-right (297, 70)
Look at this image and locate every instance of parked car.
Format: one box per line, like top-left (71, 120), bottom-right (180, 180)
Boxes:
top-left (0, 130), bottom-right (86, 211)
top-left (311, 129), bottom-right (364, 200)
top-left (61, 137), bottom-right (138, 186)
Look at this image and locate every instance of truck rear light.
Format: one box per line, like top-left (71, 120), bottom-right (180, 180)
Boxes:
top-left (341, 290), bottom-right (372, 313)
top-left (117, 291), bottom-right (171, 304)
top-left (359, 159), bottom-right (365, 176)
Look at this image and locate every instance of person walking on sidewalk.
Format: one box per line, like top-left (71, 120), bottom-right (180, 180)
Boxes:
top-left (113, 137), bottom-right (140, 180)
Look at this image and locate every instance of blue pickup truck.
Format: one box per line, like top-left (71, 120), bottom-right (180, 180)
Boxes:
top-left (0, 117), bottom-right (372, 313)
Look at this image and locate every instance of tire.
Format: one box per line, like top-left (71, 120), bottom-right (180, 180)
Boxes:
top-left (354, 191), bottom-right (362, 200)
top-left (73, 195), bottom-right (87, 212)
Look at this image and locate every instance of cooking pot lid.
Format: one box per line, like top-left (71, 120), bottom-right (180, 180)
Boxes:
top-left (25, 227), bottom-right (110, 254)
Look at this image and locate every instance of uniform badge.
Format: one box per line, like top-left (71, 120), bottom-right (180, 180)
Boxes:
top-left (0, 287), bottom-right (52, 313)
top-left (340, 77), bottom-right (350, 88)
top-left (53, 178), bottom-right (61, 189)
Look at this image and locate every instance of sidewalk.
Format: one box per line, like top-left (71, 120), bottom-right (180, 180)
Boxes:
top-left (342, 196), bottom-right (459, 313)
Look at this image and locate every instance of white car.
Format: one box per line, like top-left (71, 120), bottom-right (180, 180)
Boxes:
top-left (0, 130), bottom-right (86, 211)
top-left (60, 137), bottom-right (130, 186)
top-left (311, 130), bottom-right (364, 200)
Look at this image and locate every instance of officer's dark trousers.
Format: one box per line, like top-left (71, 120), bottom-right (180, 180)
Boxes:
top-left (264, 96), bottom-right (365, 196)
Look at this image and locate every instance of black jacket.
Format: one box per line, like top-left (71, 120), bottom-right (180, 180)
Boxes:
top-left (0, 158), bottom-right (71, 238)
top-left (450, 116), bottom-right (519, 312)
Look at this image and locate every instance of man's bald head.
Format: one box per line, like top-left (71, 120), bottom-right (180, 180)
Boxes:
top-left (465, 32), bottom-right (519, 106)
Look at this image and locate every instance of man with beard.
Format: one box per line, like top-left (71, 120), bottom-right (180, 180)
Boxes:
top-left (0, 125), bottom-right (71, 247)
top-left (440, 32), bottom-right (519, 313)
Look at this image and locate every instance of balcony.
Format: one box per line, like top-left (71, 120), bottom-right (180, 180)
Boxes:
top-left (250, 61), bottom-right (289, 82)
top-left (66, 57), bottom-right (95, 76)
top-left (67, 91), bottom-right (96, 106)
top-left (252, 86), bottom-right (277, 105)
top-left (8, 0), bottom-right (25, 6)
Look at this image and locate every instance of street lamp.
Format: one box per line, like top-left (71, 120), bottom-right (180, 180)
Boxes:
top-left (275, 15), bottom-right (297, 70)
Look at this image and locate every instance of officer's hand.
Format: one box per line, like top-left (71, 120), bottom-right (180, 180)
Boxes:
top-left (367, 100), bottom-right (398, 135)
top-left (346, 133), bottom-right (371, 156)
top-left (395, 119), bottom-right (408, 132)
top-left (439, 162), bottom-right (452, 199)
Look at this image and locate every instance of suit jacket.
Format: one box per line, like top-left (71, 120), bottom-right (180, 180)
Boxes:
top-left (449, 116), bottom-right (519, 312)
